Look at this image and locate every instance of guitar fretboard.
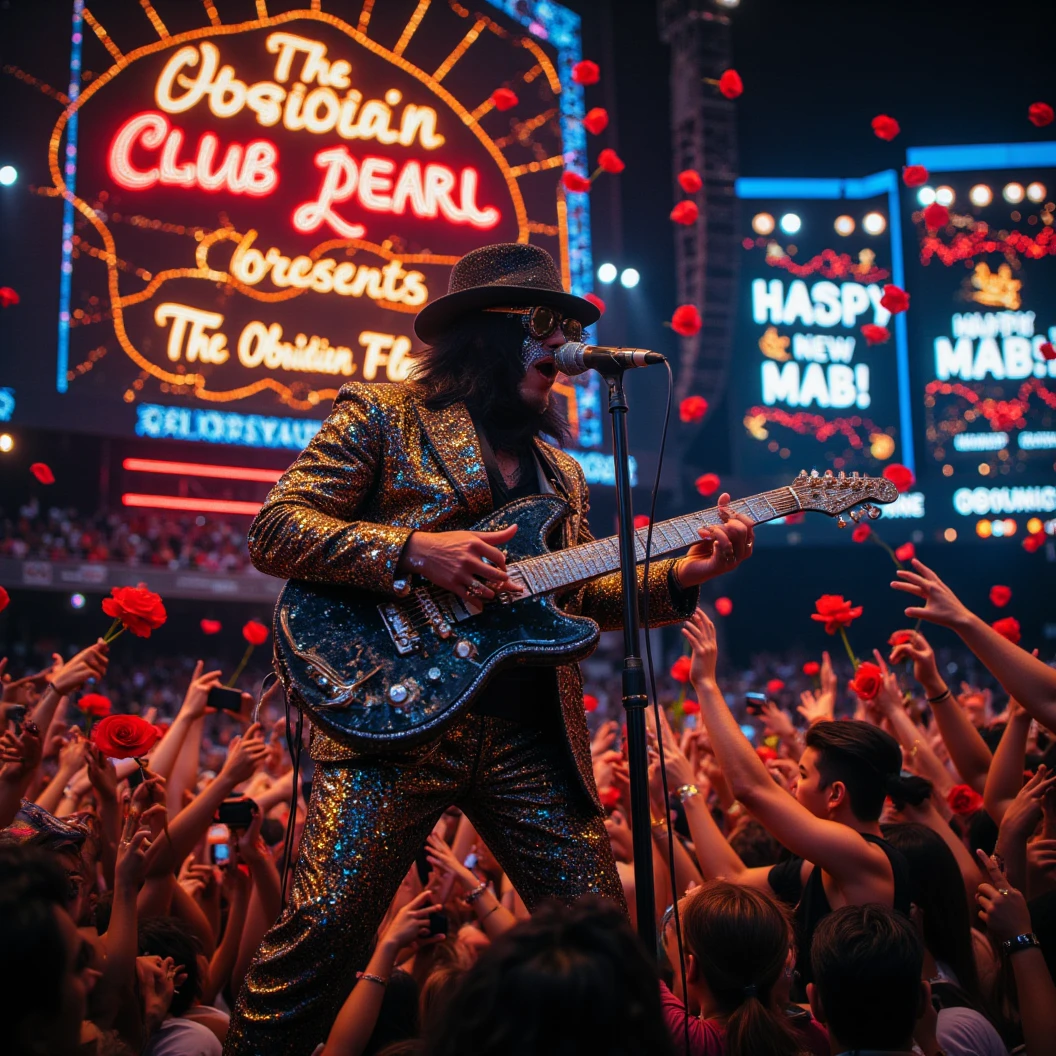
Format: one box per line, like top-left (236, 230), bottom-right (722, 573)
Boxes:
top-left (508, 487), bottom-right (802, 595)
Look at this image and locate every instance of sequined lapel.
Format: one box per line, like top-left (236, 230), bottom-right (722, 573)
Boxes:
top-left (414, 401), bottom-right (493, 517)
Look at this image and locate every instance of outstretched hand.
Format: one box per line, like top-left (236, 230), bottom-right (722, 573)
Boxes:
top-left (681, 608), bottom-right (719, 686)
top-left (891, 559), bottom-right (973, 629)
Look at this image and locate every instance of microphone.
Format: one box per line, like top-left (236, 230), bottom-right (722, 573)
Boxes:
top-left (554, 341), bottom-right (667, 376)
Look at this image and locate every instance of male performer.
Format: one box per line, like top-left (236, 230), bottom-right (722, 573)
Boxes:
top-left (226, 243), bottom-right (754, 1054)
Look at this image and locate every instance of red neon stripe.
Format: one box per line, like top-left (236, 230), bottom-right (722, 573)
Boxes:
top-left (122, 458), bottom-right (283, 483)
top-left (121, 494), bottom-right (263, 516)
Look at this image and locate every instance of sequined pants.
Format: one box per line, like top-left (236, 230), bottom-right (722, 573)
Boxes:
top-left (224, 713), bottom-right (623, 1056)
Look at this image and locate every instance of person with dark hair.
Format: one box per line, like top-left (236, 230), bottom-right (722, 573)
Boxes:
top-left (679, 609), bottom-right (913, 999)
top-left (809, 903), bottom-right (931, 1054)
top-left (660, 879), bottom-right (828, 1056)
top-left (422, 897), bottom-right (674, 1056)
top-left (228, 243), bottom-right (754, 1054)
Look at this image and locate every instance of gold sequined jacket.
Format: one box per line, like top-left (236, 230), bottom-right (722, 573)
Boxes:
top-left (247, 383), bottom-right (698, 809)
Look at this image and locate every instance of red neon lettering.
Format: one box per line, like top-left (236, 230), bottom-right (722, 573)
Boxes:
top-left (292, 147), bottom-right (500, 238)
top-left (108, 111), bottom-right (279, 197)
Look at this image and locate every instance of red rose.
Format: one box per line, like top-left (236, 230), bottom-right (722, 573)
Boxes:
top-left (947, 783), bottom-right (984, 816)
top-left (243, 620), bottom-right (269, 647)
top-left (679, 395), bottom-right (709, 423)
top-left (811, 594), bottom-right (863, 635)
top-left (30, 462), bottom-right (55, 485)
top-left (583, 693), bottom-right (599, 713)
top-left (889, 631), bottom-right (913, 646)
top-left (77, 693), bottom-right (112, 718)
top-left (583, 107), bottom-right (609, 135)
top-left (200, 619), bottom-right (222, 635)
top-left (102, 586), bottom-right (167, 638)
top-left (717, 69), bottom-right (743, 99)
top-left (880, 285), bottom-right (910, 314)
top-left (599, 786), bottom-right (621, 808)
top-left (682, 699), bottom-right (701, 715)
top-left (597, 148), bottom-right (624, 174)
top-left (871, 114), bottom-right (900, 141)
top-left (989, 585), bottom-right (1012, 608)
top-left (695, 472), bottom-right (720, 497)
top-left (583, 292), bottom-right (606, 314)
top-left (895, 542), bottom-right (915, 562)
top-left (561, 171), bottom-right (592, 194)
top-left (883, 463), bottom-right (915, 494)
top-left (1040, 342), bottom-right (1055, 361)
top-left (849, 661), bottom-right (883, 701)
top-left (0, 287), bottom-right (19, 308)
top-left (633, 515), bottom-right (651, 530)
top-left (0, 585), bottom-right (8, 613)
top-left (852, 524), bottom-right (872, 543)
top-left (670, 656), bottom-right (692, 682)
top-left (1023, 533), bottom-right (1045, 554)
top-left (670, 200), bottom-right (699, 225)
top-left (571, 60), bottom-right (600, 85)
top-left (923, 202), bottom-right (950, 231)
top-left (491, 87), bottom-right (518, 111)
top-left (766, 679), bottom-right (785, 696)
top-left (91, 714), bottom-right (162, 759)
top-left (802, 661), bottom-right (820, 677)
top-left (784, 512), bottom-right (805, 525)
top-left (991, 617), bottom-right (1021, 645)
top-left (1028, 102), bottom-right (1054, 128)
top-left (671, 304), bottom-right (702, 336)
top-left (678, 169), bottom-right (703, 193)
top-left (861, 324), bottom-right (890, 346)
top-left (756, 745), bottom-right (778, 763)
top-left (902, 165), bottom-right (928, 187)
top-left (715, 597), bottom-right (733, 617)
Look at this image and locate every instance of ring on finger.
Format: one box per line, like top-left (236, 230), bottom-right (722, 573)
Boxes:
top-left (466, 582), bottom-right (487, 598)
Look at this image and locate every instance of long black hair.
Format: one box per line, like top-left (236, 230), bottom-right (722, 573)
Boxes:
top-left (409, 311), bottom-right (570, 447)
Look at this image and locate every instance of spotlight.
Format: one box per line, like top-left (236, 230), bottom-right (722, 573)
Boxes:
top-left (935, 186), bottom-right (955, 206)
top-left (751, 212), bottom-right (775, 235)
top-left (944, 528), bottom-right (957, 542)
top-left (917, 187), bottom-right (937, 206)
top-left (1027, 517), bottom-right (1043, 534)
top-left (0, 434), bottom-right (12, 453)
top-left (969, 184), bottom-right (992, 206)
top-left (619, 267), bottom-right (640, 288)
top-left (778, 213), bottom-right (801, 235)
top-left (862, 212), bottom-right (887, 235)
top-left (834, 215), bottom-right (855, 236)
top-left (0, 166), bottom-right (16, 187)
top-left (70, 593), bottom-right (86, 610)
top-left (597, 262), bottom-right (617, 284)
top-left (1003, 182), bottom-right (1025, 204)
top-left (1026, 182), bottom-right (1047, 203)
top-left (715, 0), bottom-right (741, 7)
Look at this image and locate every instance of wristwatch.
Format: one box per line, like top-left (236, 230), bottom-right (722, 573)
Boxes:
top-left (676, 783), bottom-right (700, 803)
top-left (1001, 932), bottom-right (1041, 956)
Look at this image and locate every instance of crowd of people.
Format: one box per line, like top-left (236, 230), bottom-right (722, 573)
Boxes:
top-left (1, 554), bottom-right (1054, 1056)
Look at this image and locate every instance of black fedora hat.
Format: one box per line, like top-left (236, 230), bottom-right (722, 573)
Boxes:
top-left (413, 242), bottom-right (601, 344)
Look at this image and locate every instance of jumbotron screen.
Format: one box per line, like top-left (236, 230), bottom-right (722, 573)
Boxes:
top-left (0, 0), bottom-right (605, 457)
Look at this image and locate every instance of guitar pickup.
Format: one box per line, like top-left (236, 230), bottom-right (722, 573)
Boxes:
top-left (379, 601), bottom-right (420, 655)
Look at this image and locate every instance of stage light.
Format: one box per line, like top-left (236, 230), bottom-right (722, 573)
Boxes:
top-left (976, 519), bottom-right (992, 538)
top-left (969, 184), bottom-right (992, 206)
top-left (1027, 517), bottom-right (1043, 534)
top-left (1026, 182), bottom-right (1047, 203)
top-left (0, 434), bottom-right (12, 453)
top-left (834, 215), bottom-right (855, 236)
top-left (751, 212), bottom-right (775, 235)
top-left (1003, 182), bottom-right (1025, 204)
top-left (0, 166), bottom-right (16, 186)
top-left (70, 593), bottom-right (86, 610)
top-left (991, 519), bottom-right (1005, 537)
top-left (1003, 519), bottom-right (1017, 536)
top-left (935, 186), bottom-right (955, 206)
top-left (862, 212), bottom-right (887, 235)
top-left (715, 0), bottom-right (741, 7)
top-left (917, 187), bottom-right (936, 206)
top-left (597, 262), bottom-right (617, 283)
top-left (619, 267), bottom-right (640, 288)
top-left (122, 457), bottom-right (283, 483)
top-left (778, 213), bottom-right (801, 235)
top-left (978, 462), bottom-right (990, 475)
top-left (122, 494), bottom-right (263, 515)
top-left (944, 528), bottom-right (957, 542)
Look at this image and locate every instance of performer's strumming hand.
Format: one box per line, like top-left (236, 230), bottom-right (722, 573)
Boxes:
top-left (398, 525), bottom-right (524, 602)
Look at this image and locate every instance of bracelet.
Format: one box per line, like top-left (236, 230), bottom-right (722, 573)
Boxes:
top-left (480, 904), bottom-right (500, 921)
top-left (1001, 932), bottom-right (1041, 957)
top-left (356, 972), bottom-right (389, 987)
top-left (463, 881), bottom-right (488, 904)
top-left (676, 783), bottom-right (700, 804)
top-left (926, 688), bottom-right (952, 704)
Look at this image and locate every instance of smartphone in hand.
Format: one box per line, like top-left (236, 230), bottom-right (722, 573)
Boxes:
top-left (207, 686), bottom-right (243, 713)
top-left (745, 691), bottom-right (768, 716)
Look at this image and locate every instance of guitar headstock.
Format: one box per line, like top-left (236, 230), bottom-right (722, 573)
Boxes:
top-left (789, 469), bottom-right (899, 527)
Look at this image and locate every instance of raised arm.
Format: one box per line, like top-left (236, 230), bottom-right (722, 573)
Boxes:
top-left (892, 559), bottom-right (1056, 728)
top-left (983, 701), bottom-right (1032, 825)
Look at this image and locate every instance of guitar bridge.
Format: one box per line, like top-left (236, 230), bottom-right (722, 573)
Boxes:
top-left (379, 600), bottom-right (420, 655)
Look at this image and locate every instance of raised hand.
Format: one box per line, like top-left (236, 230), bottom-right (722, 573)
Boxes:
top-left (760, 700), bottom-right (797, 742)
top-left (976, 850), bottom-right (1033, 943)
top-left (590, 720), bottom-right (619, 760)
top-left (1001, 765), bottom-right (1056, 840)
top-left (398, 525), bottom-right (522, 602)
top-left (681, 608), bottom-right (719, 686)
top-left (222, 723), bottom-right (269, 785)
top-left (86, 744), bottom-right (119, 802)
top-left (891, 559), bottom-right (974, 629)
top-left (379, 888), bottom-right (445, 951)
top-left (889, 630), bottom-right (944, 696)
top-left (797, 689), bottom-right (834, 727)
top-left (676, 493), bottom-right (755, 587)
top-left (868, 650), bottom-right (906, 716)
top-left (424, 831), bottom-right (478, 890)
top-left (235, 801), bottom-right (267, 864)
top-left (115, 813), bottom-right (152, 890)
top-left (49, 641), bottom-right (110, 697)
top-left (0, 722), bottom-right (42, 782)
top-left (181, 660), bottom-right (224, 721)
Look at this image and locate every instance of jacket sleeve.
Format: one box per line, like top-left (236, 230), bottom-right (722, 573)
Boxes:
top-left (571, 461), bottom-right (699, 631)
top-left (246, 386), bottom-right (413, 594)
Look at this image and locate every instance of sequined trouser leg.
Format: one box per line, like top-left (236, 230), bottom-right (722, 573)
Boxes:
top-left (224, 713), bottom-right (623, 1056)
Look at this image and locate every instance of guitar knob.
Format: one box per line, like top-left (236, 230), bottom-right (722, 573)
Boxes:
top-left (393, 578), bottom-right (411, 596)
top-left (427, 667), bottom-right (443, 682)
top-left (836, 516), bottom-right (848, 528)
top-left (455, 639), bottom-right (477, 660)
top-left (388, 683), bottom-right (409, 704)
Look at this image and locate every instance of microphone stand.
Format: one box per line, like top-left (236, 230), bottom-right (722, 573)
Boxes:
top-left (604, 366), bottom-right (656, 953)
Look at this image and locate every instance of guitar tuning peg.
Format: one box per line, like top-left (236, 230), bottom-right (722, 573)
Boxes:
top-left (836, 515), bottom-right (848, 528)
top-left (866, 504), bottom-right (881, 520)
top-left (823, 469), bottom-right (835, 479)
top-left (849, 508), bottom-right (862, 523)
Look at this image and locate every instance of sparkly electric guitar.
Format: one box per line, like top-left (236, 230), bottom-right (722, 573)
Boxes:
top-left (273, 470), bottom-right (897, 750)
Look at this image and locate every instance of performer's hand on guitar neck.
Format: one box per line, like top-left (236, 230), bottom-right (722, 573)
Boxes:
top-left (398, 524), bottom-right (523, 602)
top-left (674, 492), bottom-right (756, 588)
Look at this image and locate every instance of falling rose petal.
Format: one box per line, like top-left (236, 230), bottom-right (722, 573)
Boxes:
top-left (852, 524), bottom-right (871, 543)
top-left (871, 114), bottom-right (900, 141)
top-left (582, 107), bottom-right (609, 135)
top-left (200, 619), bottom-right (222, 635)
top-left (677, 169), bottom-right (703, 193)
top-left (1023, 533), bottom-right (1045, 553)
top-left (633, 514), bottom-right (651, 530)
top-left (883, 463), bottom-right (915, 493)
top-left (243, 620), bottom-right (269, 646)
top-left (715, 596), bottom-right (733, 616)
top-left (989, 585), bottom-right (1012, 608)
top-left (671, 304), bottom-right (702, 336)
top-left (30, 462), bottom-right (56, 485)
top-left (571, 60), bottom-right (600, 85)
top-left (861, 324), bottom-right (890, 346)
top-left (583, 693), bottom-right (599, 712)
top-left (491, 87), bottom-right (518, 111)
top-left (561, 171), bottom-right (592, 194)
top-left (670, 200), bottom-right (699, 225)
top-left (0, 287), bottom-right (20, 309)
top-left (1028, 102), bottom-right (1054, 128)
top-left (717, 69), bottom-right (743, 99)
top-left (991, 617), bottom-right (1021, 645)
top-left (695, 472), bottom-right (720, 497)
top-left (766, 678), bottom-right (785, 696)
top-left (902, 165), bottom-right (928, 187)
top-left (682, 699), bottom-right (701, 715)
top-left (880, 284), bottom-right (910, 314)
top-left (1040, 342), bottom-right (1055, 361)
top-left (802, 661), bottom-right (820, 676)
top-left (923, 202), bottom-right (950, 231)
top-left (679, 395), bottom-right (709, 423)
top-left (894, 542), bottom-right (915, 562)
top-left (583, 292), bottom-right (605, 314)
top-left (597, 148), bottom-right (625, 174)
top-left (0, 585), bottom-right (8, 612)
